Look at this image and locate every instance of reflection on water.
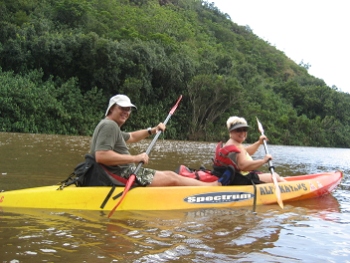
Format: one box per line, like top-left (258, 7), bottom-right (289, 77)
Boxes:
top-left (1, 203), bottom-right (350, 262)
top-left (1, 132), bottom-right (350, 262)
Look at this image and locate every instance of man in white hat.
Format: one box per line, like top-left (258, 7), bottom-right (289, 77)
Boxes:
top-left (90, 94), bottom-right (222, 186)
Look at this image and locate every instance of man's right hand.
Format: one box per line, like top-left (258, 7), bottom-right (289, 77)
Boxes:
top-left (135, 153), bottom-right (149, 164)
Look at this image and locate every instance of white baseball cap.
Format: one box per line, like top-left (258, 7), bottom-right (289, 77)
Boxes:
top-left (105, 94), bottom-right (137, 116)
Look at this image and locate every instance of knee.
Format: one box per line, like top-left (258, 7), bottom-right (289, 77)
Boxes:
top-left (155, 170), bottom-right (180, 186)
top-left (166, 171), bottom-right (181, 185)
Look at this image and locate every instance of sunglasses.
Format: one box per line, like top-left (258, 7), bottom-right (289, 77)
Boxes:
top-left (118, 106), bottom-right (132, 113)
top-left (234, 128), bottom-right (248, 133)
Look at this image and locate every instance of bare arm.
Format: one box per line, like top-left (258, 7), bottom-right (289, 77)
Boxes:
top-left (236, 150), bottom-right (271, 171)
top-left (245, 135), bottom-right (267, 155)
top-left (127, 129), bottom-right (152, 143)
top-left (95, 150), bottom-right (149, 166)
top-left (127, 123), bottom-right (165, 143)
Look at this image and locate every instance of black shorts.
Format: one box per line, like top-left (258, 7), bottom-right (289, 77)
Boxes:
top-left (231, 171), bottom-right (264, 185)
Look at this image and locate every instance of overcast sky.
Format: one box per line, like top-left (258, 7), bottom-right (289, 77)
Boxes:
top-left (211, 0), bottom-right (350, 93)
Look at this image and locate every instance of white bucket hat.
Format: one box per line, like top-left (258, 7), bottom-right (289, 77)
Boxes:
top-left (105, 94), bottom-right (137, 116)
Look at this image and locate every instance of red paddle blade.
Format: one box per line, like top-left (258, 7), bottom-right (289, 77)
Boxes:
top-left (107, 174), bottom-right (135, 218)
top-left (169, 95), bottom-right (182, 115)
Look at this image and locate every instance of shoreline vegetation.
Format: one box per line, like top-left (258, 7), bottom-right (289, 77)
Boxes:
top-left (1, 0), bottom-right (350, 147)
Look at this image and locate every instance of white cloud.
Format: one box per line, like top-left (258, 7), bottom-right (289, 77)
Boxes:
top-left (211, 0), bottom-right (350, 93)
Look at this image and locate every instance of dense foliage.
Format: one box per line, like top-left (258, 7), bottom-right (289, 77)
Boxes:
top-left (1, 0), bottom-right (350, 147)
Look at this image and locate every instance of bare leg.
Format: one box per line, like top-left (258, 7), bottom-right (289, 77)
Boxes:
top-left (149, 170), bottom-right (221, 187)
top-left (258, 172), bottom-right (286, 183)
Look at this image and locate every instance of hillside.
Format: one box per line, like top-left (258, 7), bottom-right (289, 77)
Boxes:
top-left (1, 0), bottom-right (350, 147)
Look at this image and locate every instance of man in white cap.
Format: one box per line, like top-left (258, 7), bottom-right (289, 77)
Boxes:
top-left (90, 94), bottom-right (222, 186)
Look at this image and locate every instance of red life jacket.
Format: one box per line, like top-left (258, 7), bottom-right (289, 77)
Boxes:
top-left (176, 165), bottom-right (219, 182)
top-left (176, 142), bottom-right (240, 182)
top-left (213, 141), bottom-right (240, 169)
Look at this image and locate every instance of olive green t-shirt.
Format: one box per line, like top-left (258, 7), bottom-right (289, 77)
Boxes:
top-left (90, 119), bottom-right (131, 175)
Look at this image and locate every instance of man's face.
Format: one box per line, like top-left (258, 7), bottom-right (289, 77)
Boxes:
top-left (109, 105), bottom-right (132, 126)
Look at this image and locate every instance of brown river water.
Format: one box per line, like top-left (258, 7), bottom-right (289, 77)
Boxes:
top-left (0, 132), bottom-right (350, 262)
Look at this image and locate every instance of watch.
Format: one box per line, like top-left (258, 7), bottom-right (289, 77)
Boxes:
top-left (147, 127), bottom-right (152, 135)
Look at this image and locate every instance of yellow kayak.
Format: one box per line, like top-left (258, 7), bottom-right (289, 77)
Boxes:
top-left (0, 171), bottom-right (342, 213)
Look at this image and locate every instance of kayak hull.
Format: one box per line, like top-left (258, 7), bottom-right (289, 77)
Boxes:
top-left (0, 171), bottom-right (343, 212)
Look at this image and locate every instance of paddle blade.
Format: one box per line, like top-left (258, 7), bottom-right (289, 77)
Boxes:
top-left (277, 193), bottom-right (284, 209)
top-left (169, 95), bottom-right (182, 115)
top-left (256, 117), bottom-right (284, 209)
top-left (272, 174), bottom-right (284, 209)
top-left (107, 174), bottom-right (136, 218)
top-left (256, 117), bottom-right (264, 134)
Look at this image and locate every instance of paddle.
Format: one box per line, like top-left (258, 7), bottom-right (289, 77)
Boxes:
top-left (256, 117), bottom-right (284, 209)
top-left (107, 95), bottom-right (183, 218)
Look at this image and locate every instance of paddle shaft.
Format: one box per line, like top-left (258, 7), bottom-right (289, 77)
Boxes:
top-left (261, 137), bottom-right (284, 209)
top-left (256, 118), bottom-right (284, 209)
top-left (128, 109), bottom-right (175, 177)
top-left (107, 95), bottom-right (183, 217)
top-left (129, 96), bottom-right (181, 176)
top-left (261, 140), bottom-right (274, 173)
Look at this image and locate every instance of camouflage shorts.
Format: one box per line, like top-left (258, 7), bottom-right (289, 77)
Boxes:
top-left (120, 165), bottom-right (156, 186)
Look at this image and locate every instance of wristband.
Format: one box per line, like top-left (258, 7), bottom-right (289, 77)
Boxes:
top-left (147, 127), bottom-right (152, 135)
